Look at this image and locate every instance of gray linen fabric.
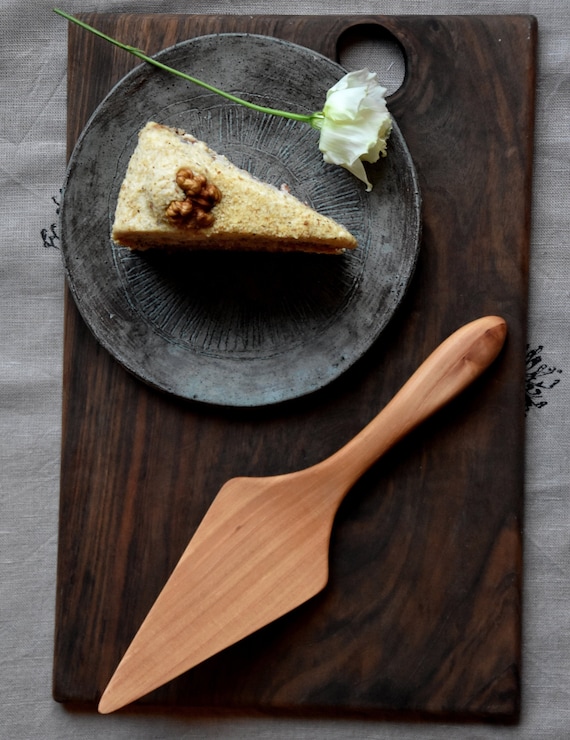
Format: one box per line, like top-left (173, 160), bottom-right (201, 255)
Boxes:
top-left (1, 1), bottom-right (568, 738)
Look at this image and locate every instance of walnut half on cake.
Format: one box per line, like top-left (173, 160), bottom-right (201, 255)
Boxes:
top-left (111, 122), bottom-right (357, 254)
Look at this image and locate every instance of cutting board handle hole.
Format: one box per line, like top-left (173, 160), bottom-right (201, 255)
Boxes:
top-left (337, 24), bottom-right (406, 96)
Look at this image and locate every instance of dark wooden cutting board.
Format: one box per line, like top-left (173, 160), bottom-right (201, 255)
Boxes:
top-left (53, 14), bottom-right (536, 721)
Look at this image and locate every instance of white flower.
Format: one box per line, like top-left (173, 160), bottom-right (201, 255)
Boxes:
top-left (313, 69), bottom-right (392, 191)
top-left (55, 13), bottom-right (393, 191)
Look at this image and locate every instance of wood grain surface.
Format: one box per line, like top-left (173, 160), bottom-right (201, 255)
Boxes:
top-left (53, 13), bottom-right (536, 721)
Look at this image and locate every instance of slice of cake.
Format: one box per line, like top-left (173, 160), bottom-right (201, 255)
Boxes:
top-left (111, 122), bottom-right (357, 254)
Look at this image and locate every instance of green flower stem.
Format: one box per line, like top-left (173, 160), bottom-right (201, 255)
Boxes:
top-left (54, 9), bottom-right (319, 126)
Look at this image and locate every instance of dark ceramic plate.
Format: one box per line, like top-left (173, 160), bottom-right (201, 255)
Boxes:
top-left (60, 34), bottom-right (421, 407)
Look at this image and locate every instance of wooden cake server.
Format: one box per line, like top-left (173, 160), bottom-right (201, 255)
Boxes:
top-left (98, 315), bottom-right (507, 713)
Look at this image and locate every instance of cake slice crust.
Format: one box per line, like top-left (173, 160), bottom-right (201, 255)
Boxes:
top-left (111, 122), bottom-right (357, 254)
